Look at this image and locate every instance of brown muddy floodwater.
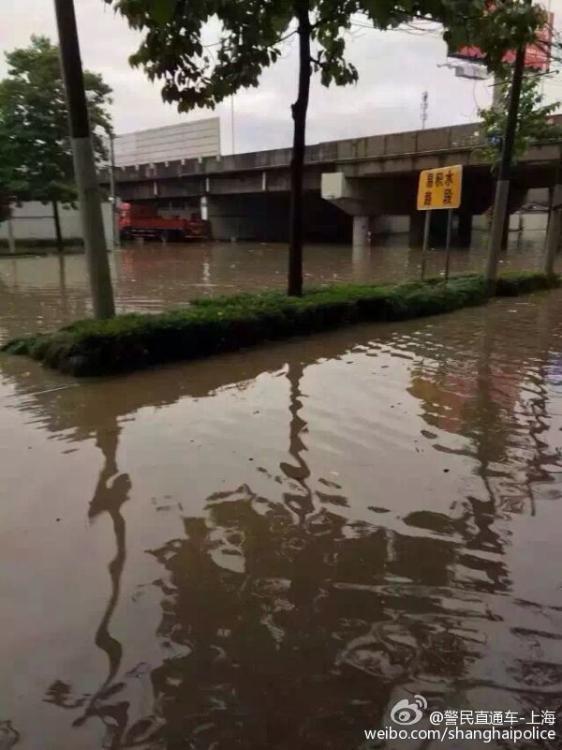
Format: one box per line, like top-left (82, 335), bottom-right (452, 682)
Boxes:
top-left (0, 236), bottom-right (560, 340)
top-left (1, 240), bottom-right (562, 750)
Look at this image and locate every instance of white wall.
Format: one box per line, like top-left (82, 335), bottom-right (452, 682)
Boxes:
top-left (472, 212), bottom-right (548, 233)
top-left (114, 118), bottom-right (221, 167)
top-left (375, 216), bottom-right (409, 234)
top-left (511, 212), bottom-right (549, 233)
top-left (0, 201), bottom-right (113, 243)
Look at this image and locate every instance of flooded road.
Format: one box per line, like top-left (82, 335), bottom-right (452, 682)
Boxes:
top-left (0, 237), bottom-right (559, 343)
top-left (1, 241), bottom-right (562, 749)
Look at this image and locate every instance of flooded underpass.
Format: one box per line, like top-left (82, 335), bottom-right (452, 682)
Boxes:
top-left (1, 241), bottom-right (562, 749)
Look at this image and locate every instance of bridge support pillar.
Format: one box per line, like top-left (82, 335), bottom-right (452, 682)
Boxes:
top-left (352, 215), bottom-right (370, 248)
top-left (200, 195), bottom-right (208, 221)
top-left (352, 242), bottom-right (371, 280)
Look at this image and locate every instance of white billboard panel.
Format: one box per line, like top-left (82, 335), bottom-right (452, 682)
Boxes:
top-left (114, 117), bottom-right (220, 167)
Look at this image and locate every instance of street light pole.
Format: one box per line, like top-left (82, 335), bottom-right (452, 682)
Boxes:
top-left (53, 0), bottom-right (115, 319)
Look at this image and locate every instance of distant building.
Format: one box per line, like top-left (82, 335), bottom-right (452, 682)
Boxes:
top-left (114, 118), bottom-right (221, 167)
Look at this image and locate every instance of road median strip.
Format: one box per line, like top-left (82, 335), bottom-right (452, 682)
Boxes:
top-left (2, 271), bottom-right (559, 377)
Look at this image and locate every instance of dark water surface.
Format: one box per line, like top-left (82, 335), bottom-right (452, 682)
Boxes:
top-left (1, 241), bottom-right (562, 749)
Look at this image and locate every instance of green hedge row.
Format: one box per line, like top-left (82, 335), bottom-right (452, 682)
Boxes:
top-left (2, 272), bottom-right (559, 377)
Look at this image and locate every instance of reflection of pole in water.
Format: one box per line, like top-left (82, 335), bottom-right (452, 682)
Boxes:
top-left (73, 423), bottom-right (131, 745)
top-left (8, 256), bottom-right (19, 290)
top-left (58, 253), bottom-right (69, 318)
top-left (519, 295), bottom-right (559, 517)
top-left (474, 299), bottom-right (557, 519)
top-left (7, 207), bottom-right (16, 254)
top-left (474, 308), bottom-right (502, 510)
top-left (281, 362), bottom-right (314, 523)
top-left (0, 720), bottom-right (20, 750)
top-left (202, 245), bottom-right (212, 287)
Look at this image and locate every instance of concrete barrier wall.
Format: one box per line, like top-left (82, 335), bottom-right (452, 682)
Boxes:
top-left (112, 121), bottom-right (489, 185)
top-left (509, 212), bottom-right (548, 232)
top-left (472, 211), bottom-right (548, 233)
top-left (0, 201), bottom-right (113, 243)
top-left (111, 117), bottom-right (562, 190)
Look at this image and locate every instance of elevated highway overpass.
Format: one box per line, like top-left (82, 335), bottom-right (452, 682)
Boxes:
top-left (108, 118), bottom-right (562, 247)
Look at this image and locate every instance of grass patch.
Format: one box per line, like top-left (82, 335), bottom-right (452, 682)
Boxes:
top-left (2, 272), bottom-right (558, 377)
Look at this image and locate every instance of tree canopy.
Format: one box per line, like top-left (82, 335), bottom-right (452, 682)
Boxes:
top-left (0, 35), bottom-right (113, 208)
top-left (106, 0), bottom-right (546, 111)
top-left (477, 68), bottom-right (561, 171)
top-left (105, 0), bottom-right (547, 294)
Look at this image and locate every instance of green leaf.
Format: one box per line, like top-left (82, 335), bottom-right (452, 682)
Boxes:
top-left (149, 0), bottom-right (177, 25)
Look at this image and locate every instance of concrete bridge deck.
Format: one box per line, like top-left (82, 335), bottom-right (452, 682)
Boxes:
top-left (108, 118), bottom-right (562, 245)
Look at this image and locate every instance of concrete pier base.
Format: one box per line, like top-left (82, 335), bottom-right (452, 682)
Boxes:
top-left (352, 242), bottom-right (372, 280)
top-left (352, 215), bottom-right (370, 248)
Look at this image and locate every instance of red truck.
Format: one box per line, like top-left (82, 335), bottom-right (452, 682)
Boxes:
top-left (119, 202), bottom-right (210, 242)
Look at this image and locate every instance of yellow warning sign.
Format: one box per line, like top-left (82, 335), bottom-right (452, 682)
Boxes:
top-left (417, 165), bottom-right (463, 211)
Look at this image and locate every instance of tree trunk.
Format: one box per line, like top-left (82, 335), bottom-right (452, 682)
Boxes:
top-left (485, 42), bottom-right (525, 288)
top-left (54, 0), bottom-right (115, 319)
top-left (501, 207), bottom-right (510, 251)
top-left (544, 182), bottom-right (562, 275)
top-left (287, 0), bottom-right (311, 297)
top-left (53, 200), bottom-right (64, 254)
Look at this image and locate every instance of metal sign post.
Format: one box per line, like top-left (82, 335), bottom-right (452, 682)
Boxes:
top-left (444, 209), bottom-right (453, 283)
top-left (421, 211), bottom-right (431, 280)
top-left (416, 165), bottom-right (463, 280)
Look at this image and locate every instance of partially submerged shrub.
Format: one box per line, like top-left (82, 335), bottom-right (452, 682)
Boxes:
top-left (2, 273), bottom-right (557, 377)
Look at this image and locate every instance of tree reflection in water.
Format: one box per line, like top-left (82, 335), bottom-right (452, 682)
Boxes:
top-left (0, 720), bottom-right (20, 750)
top-left (408, 290), bottom-right (562, 517)
top-left (32, 295), bottom-right (562, 749)
top-left (37, 359), bottom-right (482, 749)
top-left (45, 424), bottom-right (131, 748)
top-left (100, 363), bottom-right (478, 749)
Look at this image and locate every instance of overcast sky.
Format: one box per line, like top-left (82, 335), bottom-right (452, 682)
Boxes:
top-left (3, 0), bottom-right (562, 155)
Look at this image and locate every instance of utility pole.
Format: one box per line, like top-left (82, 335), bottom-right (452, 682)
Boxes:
top-left (421, 91), bottom-right (429, 130)
top-left (231, 96), bottom-right (236, 155)
top-left (109, 133), bottom-right (120, 249)
top-left (53, 0), bottom-right (115, 319)
top-left (484, 43), bottom-right (526, 288)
